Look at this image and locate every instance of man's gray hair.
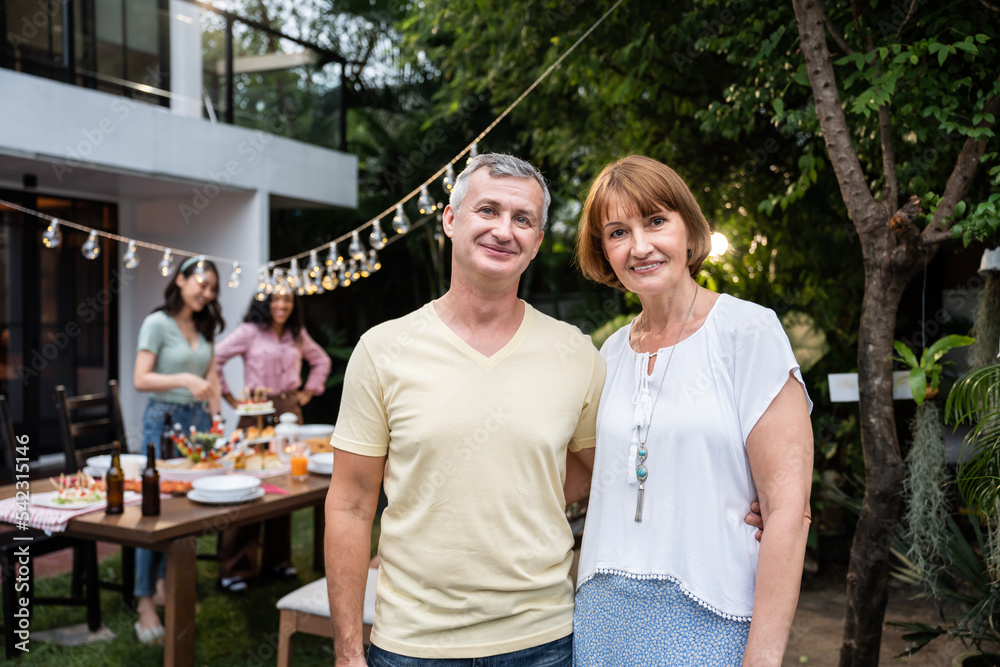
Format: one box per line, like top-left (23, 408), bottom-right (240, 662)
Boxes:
top-left (449, 153), bottom-right (551, 228)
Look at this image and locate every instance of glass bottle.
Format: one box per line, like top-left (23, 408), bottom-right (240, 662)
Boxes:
top-left (141, 442), bottom-right (160, 516)
top-left (105, 440), bottom-right (125, 515)
top-left (161, 411), bottom-right (175, 459)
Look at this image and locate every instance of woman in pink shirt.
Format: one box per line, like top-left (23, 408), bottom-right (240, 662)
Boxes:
top-left (215, 291), bottom-right (332, 591)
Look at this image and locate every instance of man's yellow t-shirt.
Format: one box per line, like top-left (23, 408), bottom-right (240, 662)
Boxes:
top-left (333, 301), bottom-right (604, 658)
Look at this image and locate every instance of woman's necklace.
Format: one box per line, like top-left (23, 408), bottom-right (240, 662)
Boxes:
top-left (631, 286), bottom-right (698, 522)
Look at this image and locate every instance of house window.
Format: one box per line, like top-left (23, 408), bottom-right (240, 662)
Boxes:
top-left (1, 0), bottom-right (170, 106)
top-left (0, 191), bottom-right (118, 459)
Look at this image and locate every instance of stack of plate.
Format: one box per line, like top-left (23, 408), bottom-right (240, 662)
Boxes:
top-left (307, 452), bottom-right (334, 475)
top-left (189, 475), bottom-right (263, 504)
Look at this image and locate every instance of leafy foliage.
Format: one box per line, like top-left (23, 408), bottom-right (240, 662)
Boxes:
top-left (893, 335), bottom-right (975, 405)
top-left (947, 364), bottom-right (1000, 511)
top-left (893, 515), bottom-right (1000, 656)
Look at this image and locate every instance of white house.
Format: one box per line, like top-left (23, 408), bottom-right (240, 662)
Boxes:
top-left (0, 0), bottom-right (357, 461)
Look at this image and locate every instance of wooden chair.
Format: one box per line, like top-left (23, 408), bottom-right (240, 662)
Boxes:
top-left (0, 395), bottom-right (101, 659)
top-left (52, 380), bottom-right (135, 612)
top-left (275, 569), bottom-right (377, 667)
top-left (54, 379), bottom-right (128, 471)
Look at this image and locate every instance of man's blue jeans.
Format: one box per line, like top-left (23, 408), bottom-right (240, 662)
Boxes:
top-left (134, 398), bottom-right (211, 598)
top-left (367, 634), bottom-right (572, 667)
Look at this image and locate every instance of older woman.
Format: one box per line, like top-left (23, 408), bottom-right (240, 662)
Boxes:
top-left (572, 155), bottom-right (813, 666)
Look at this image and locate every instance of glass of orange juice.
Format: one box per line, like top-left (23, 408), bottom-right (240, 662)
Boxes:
top-left (289, 442), bottom-right (309, 481)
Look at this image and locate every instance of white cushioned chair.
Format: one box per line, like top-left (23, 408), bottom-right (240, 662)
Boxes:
top-left (276, 568), bottom-right (377, 666)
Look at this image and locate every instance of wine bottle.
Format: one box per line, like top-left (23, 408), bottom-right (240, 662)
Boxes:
top-left (161, 411), bottom-right (175, 459)
top-left (106, 440), bottom-right (125, 515)
top-left (141, 442), bottom-right (160, 516)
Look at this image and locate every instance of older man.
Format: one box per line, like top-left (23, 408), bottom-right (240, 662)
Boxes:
top-left (325, 153), bottom-right (602, 666)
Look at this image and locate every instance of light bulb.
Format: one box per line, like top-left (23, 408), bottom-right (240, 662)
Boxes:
top-left (228, 261), bottom-right (241, 288)
top-left (273, 268), bottom-right (287, 295)
top-left (81, 231), bottom-right (100, 260)
top-left (467, 141), bottom-right (479, 164)
top-left (348, 230), bottom-right (366, 261)
top-left (264, 263), bottom-right (275, 294)
top-left (42, 220), bottom-right (62, 248)
top-left (123, 240), bottom-right (139, 269)
top-left (392, 204), bottom-right (410, 234)
top-left (369, 220), bottom-right (387, 250)
top-left (442, 164), bottom-right (456, 194)
top-left (322, 269), bottom-right (336, 291)
top-left (368, 249), bottom-right (381, 272)
top-left (418, 186), bottom-right (438, 215)
top-left (350, 258), bottom-right (361, 281)
top-left (158, 249), bottom-right (174, 277)
top-left (302, 272), bottom-right (316, 295)
top-left (307, 250), bottom-right (321, 278)
top-left (326, 242), bottom-right (343, 267)
top-left (193, 256), bottom-right (206, 283)
top-left (338, 264), bottom-right (351, 288)
top-left (287, 258), bottom-right (300, 288)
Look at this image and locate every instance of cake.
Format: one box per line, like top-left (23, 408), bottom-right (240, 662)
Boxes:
top-left (235, 387), bottom-right (275, 415)
top-left (236, 400), bottom-right (274, 415)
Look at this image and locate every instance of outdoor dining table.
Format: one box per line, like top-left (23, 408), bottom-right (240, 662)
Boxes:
top-left (0, 470), bottom-right (330, 666)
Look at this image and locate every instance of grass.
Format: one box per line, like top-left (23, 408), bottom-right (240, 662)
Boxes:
top-left (3, 508), bottom-right (379, 666)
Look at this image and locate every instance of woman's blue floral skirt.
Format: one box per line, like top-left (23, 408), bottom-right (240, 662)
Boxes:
top-left (573, 572), bottom-right (750, 666)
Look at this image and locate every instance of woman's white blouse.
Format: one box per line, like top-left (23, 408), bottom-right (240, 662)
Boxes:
top-left (576, 294), bottom-right (812, 621)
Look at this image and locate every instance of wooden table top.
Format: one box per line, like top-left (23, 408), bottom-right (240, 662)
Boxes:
top-left (0, 472), bottom-right (330, 548)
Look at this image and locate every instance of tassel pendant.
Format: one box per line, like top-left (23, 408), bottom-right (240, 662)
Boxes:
top-left (635, 483), bottom-right (645, 522)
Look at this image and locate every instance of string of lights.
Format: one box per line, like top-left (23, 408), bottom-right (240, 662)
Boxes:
top-left (0, 0), bottom-right (624, 297)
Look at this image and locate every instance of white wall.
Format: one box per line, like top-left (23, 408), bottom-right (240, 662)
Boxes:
top-left (117, 191), bottom-right (268, 449)
top-left (0, 68), bottom-right (357, 209)
top-left (169, 0), bottom-right (203, 119)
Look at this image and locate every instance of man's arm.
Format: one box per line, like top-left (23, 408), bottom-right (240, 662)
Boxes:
top-left (326, 449), bottom-right (386, 666)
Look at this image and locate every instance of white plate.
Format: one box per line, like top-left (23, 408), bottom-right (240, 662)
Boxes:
top-left (239, 436), bottom-right (274, 446)
top-left (188, 487), bottom-right (265, 505)
top-left (31, 490), bottom-right (139, 510)
top-left (307, 462), bottom-right (333, 476)
top-left (309, 452), bottom-right (334, 468)
top-left (191, 474), bottom-right (261, 499)
top-left (298, 424), bottom-right (335, 439)
top-left (158, 458), bottom-right (235, 481)
top-left (85, 454), bottom-right (147, 480)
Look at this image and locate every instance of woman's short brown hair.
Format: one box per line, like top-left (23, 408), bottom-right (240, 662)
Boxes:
top-left (576, 155), bottom-right (712, 291)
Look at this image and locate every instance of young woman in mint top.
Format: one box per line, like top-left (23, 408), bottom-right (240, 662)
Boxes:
top-left (214, 290), bottom-right (331, 592)
top-left (132, 256), bottom-right (224, 643)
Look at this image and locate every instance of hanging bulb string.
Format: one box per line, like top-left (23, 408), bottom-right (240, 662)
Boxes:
top-left (0, 198), bottom-right (238, 266)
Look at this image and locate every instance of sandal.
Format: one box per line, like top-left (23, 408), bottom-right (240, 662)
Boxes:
top-left (264, 562), bottom-right (298, 579)
top-left (134, 621), bottom-right (165, 645)
top-left (218, 576), bottom-right (249, 593)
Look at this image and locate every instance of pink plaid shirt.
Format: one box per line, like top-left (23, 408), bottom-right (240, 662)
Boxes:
top-left (216, 323), bottom-right (331, 396)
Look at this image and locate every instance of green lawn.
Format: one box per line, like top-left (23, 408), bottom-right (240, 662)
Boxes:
top-left (4, 509), bottom-right (379, 666)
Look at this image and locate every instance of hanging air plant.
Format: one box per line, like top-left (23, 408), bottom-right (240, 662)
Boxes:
top-left (896, 335), bottom-right (974, 584)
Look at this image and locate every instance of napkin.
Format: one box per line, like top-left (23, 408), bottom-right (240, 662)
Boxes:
top-left (260, 483), bottom-right (288, 495)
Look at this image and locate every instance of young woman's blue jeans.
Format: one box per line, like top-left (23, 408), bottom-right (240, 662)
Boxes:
top-left (366, 635), bottom-right (572, 667)
top-left (133, 398), bottom-right (211, 598)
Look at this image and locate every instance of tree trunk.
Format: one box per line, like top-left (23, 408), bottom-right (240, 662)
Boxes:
top-left (839, 247), bottom-right (908, 666)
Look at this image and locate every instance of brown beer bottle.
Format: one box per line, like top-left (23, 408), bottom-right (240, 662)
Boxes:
top-left (141, 442), bottom-right (160, 516)
top-left (106, 440), bottom-right (125, 515)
